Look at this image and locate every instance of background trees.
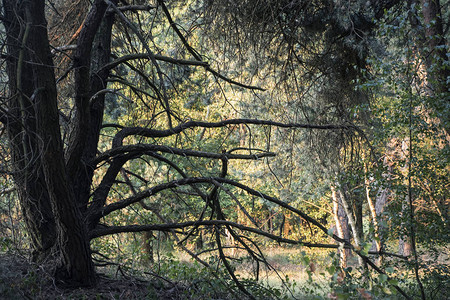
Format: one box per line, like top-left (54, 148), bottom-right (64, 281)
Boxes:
top-left (0, 0), bottom-right (448, 298)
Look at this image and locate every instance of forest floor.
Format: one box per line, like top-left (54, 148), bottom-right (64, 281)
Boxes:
top-left (0, 252), bottom-right (203, 299)
top-left (0, 248), bottom-right (323, 299)
top-left (2, 247), bottom-right (447, 299)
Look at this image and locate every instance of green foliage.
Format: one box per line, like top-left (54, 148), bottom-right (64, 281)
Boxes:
top-left (154, 253), bottom-right (291, 299)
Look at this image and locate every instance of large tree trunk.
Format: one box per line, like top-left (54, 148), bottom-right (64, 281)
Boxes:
top-left (2, 0), bottom-right (97, 286)
top-left (3, 0), bottom-right (57, 262)
top-left (27, 0), bottom-right (96, 286)
top-left (29, 0), bottom-right (96, 286)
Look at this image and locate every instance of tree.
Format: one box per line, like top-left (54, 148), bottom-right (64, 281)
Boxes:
top-left (0, 1), bottom-right (433, 298)
top-left (0, 0), bottom-right (343, 288)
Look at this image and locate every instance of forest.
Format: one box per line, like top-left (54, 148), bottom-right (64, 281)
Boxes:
top-left (0, 0), bottom-right (448, 299)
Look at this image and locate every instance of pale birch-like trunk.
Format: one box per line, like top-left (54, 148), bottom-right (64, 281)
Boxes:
top-left (338, 185), bottom-right (366, 268)
top-left (365, 170), bottom-right (388, 265)
top-left (331, 186), bottom-right (351, 268)
top-left (399, 195), bottom-right (413, 257)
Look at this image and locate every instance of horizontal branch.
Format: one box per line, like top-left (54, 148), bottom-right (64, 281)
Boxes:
top-left (90, 219), bottom-right (335, 249)
top-left (100, 53), bottom-right (208, 73)
top-left (112, 118), bottom-right (352, 147)
top-left (109, 4), bottom-right (156, 13)
top-left (90, 220), bottom-right (405, 259)
top-left (93, 144), bottom-right (274, 165)
top-left (91, 176), bottom-right (337, 241)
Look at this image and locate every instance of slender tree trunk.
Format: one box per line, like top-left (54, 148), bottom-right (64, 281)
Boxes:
top-left (143, 231), bottom-right (154, 263)
top-left (365, 166), bottom-right (388, 265)
top-left (368, 187), bottom-right (388, 264)
top-left (338, 184), bottom-right (366, 268)
top-left (331, 186), bottom-right (351, 268)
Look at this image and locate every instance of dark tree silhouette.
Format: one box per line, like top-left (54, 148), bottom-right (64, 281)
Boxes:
top-left (0, 1), bottom-right (412, 297)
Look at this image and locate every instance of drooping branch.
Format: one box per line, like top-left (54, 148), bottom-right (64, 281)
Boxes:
top-left (91, 176), bottom-right (338, 242)
top-left (88, 219), bottom-right (411, 262)
top-left (105, 0), bottom-right (173, 127)
top-left (112, 118), bottom-right (352, 147)
top-left (157, 0), bottom-right (265, 91)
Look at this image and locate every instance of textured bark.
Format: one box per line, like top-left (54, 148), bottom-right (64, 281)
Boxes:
top-left (420, 0), bottom-right (448, 94)
top-left (71, 8), bottom-right (116, 213)
top-left (143, 231), bottom-right (154, 263)
top-left (2, 0), bottom-right (57, 261)
top-left (65, 0), bottom-right (109, 180)
top-left (25, 0), bottom-right (96, 286)
top-left (417, 0), bottom-right (450, 134)
top-left (1, 0), bottom-right (97, 286)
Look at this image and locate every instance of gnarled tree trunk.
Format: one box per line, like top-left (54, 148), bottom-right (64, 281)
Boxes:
top-left (2, 0), bottom-right (97, 286)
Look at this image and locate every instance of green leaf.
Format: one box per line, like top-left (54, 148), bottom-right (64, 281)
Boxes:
top-left (379, 274), bottom-right (388, 283)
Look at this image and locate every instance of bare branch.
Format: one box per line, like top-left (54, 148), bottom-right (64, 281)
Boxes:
top-left (105, 0), bottom-right (173, 127)
top-left (112, 118), bottom-right (352, 147)
top-left (90, 220), bottom-right (404, 259)
top-left (108, 5), bottom-right (156, 13)
top-left (90, 219), bottom-right (335, 249)
top-left (90, 174), bottom-right (410, 298)
top-left (90, 176), bottom-right (333, 241)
